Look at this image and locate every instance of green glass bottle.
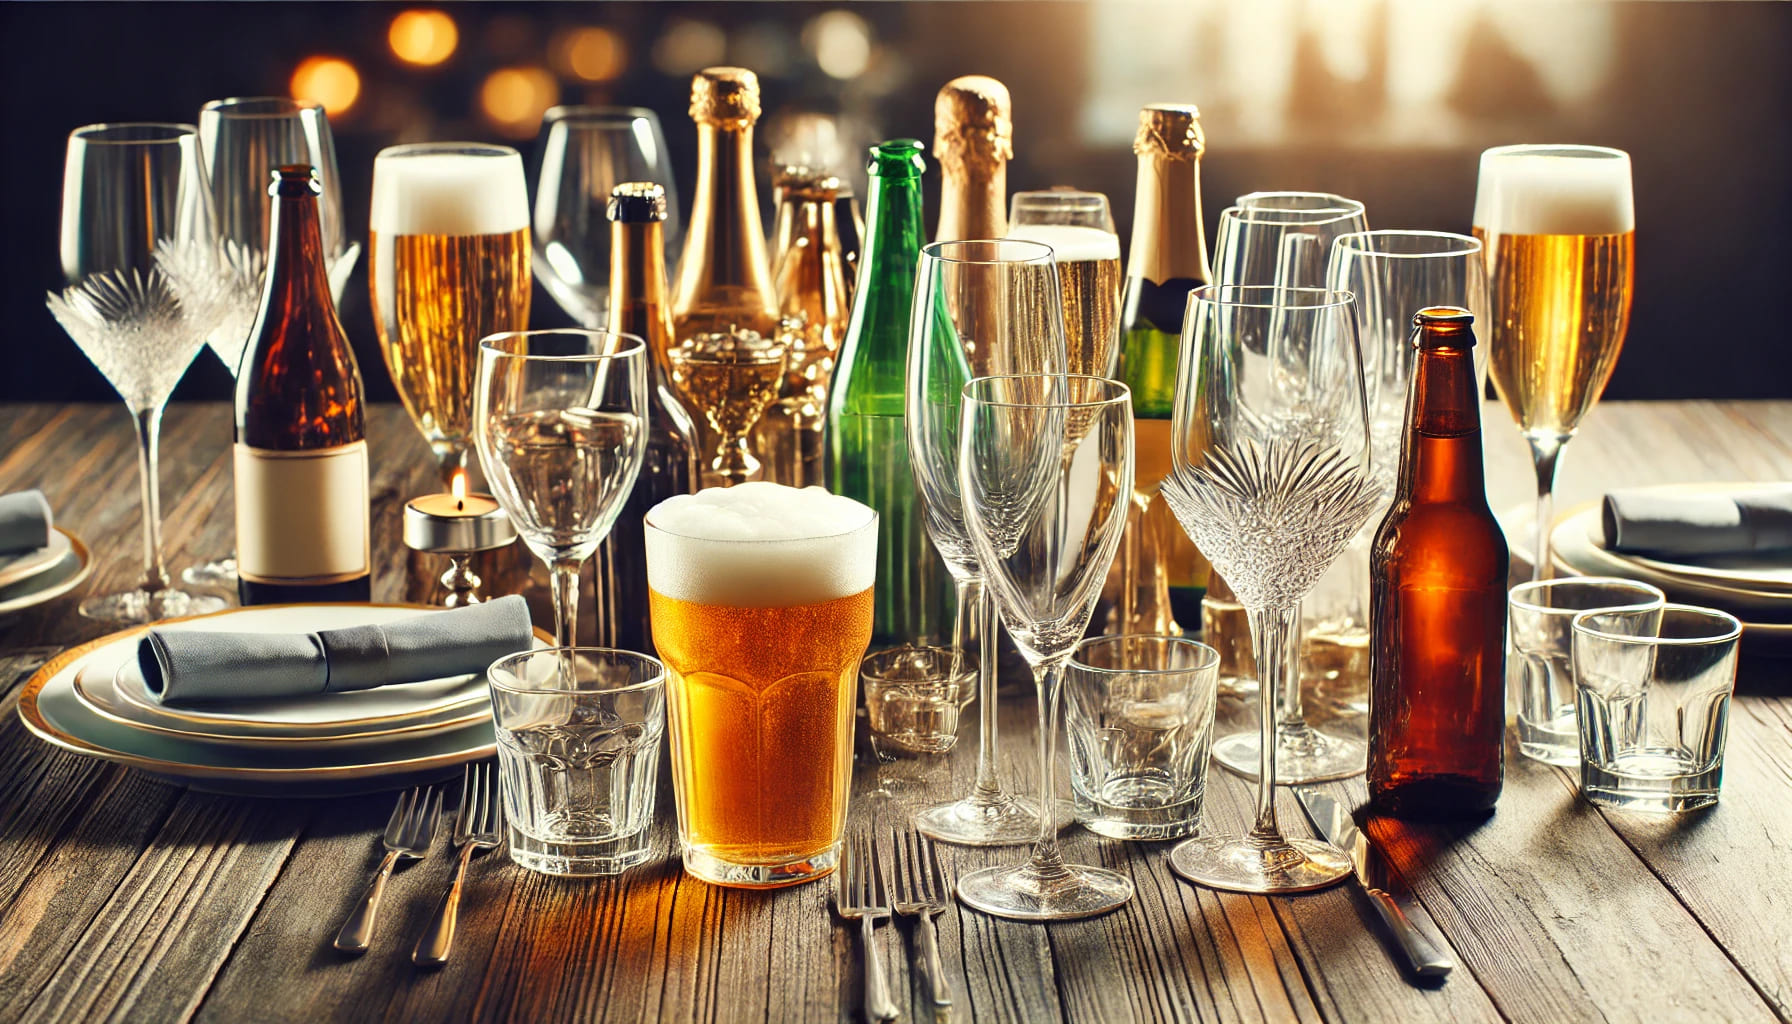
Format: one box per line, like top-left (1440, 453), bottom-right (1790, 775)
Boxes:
top-left (828, 139), bottom-right (952, 645)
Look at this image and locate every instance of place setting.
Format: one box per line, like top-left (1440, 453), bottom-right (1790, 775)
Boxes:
top-left (0, 489), bottom-right (93, 620)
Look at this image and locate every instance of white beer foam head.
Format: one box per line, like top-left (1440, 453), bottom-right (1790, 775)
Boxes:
top-left (645, 482), bottom-right (877, 607)
top-left (1473, 145), bottom-right (1634, 236)
top-left (1005, 224), bottom-right (1121, 262)
top-left (371, 145), bottom-right (529, 236)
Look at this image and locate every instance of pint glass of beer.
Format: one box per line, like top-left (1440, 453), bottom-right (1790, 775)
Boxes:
top-left (645, 482), bottom-right (876, 887)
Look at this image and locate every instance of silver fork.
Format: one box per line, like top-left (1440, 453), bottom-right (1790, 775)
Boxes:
top-left (333, 786), bottom-right (442, 954)
top-left (413, 762), bottom-right (504, 966)
top-left (836, 831), bottom-right (899, 1023)
top-left (891, 825), bottom-right (953, 1009)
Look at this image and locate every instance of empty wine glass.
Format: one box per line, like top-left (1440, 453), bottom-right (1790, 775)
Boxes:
top-left (532, 106), bottom-right (682, 328)
top-left (475, 330), bottom-right (648, 648)
top-left (906, 238), bottom-right (1066, 846)
top-left (955, 374), bottom-right (1136, 921)
top-left (47, 123), bottom-right (227, 623)
top-left (1160, 285), bottom-right (1381, 894)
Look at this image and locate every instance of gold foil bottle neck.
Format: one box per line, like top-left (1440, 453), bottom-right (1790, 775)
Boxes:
top-left (1134, 103), bottom-right (1205, 161)
top-left (934, 75), bottom-right (1013, 177)
top-left (691, 66), bottom-right (762, 128)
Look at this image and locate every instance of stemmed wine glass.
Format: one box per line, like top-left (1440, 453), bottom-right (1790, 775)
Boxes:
top-left (955, 374), bottom-right (1136, 920)
top-left (667, 330), bottom-right (788, 486)
top-left (182, 96), bottom-right (359, 588)
top-left (475, 330), bottom-right (648, 648)
top-left (1005, 190), bottom-right (1123, 377)
top-left (906, 239), bottom-right (1067, 846)
top-left (532, 106), bottom-right (682, 328)
top-left (46, 123), bottom-right (227, 623)
top-left (1160, 286), bottom-right (1381, 893)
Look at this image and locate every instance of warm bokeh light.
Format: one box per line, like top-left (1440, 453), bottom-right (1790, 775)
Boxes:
top-left (290, 57), bottom-right (361, 116)
top-left (389, 9), bottom-right (458, 67)
top-left (555, 26), bottom-right (627, 82)
top-left (480, 66), bottom-right (560, 137)
top-left (652, 19), bottom-right (727, 76)
top-left (804, 10), bottom-right (872, 80)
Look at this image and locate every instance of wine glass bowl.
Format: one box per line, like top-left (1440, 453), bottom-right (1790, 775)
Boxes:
top-left (667, 329), bottom-right (789, 486)
top-left (1006, 189), bottom-right (1123, 377)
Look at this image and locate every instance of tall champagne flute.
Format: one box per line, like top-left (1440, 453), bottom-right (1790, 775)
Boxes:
top-left (47, 123), bottom-right (226, 622)
top-left (956, 374), bottom-right (1135, 920)
top-left (372, 143), bottom-right (532, 490)
top-left (475, 330), bottom-right (648, 648)
top-left (906, 239), bottom-right (1067, 846)
top-left (1473, 145), bottom-right (1635, 580)
top-left (184, 96), bottom-right (359, 588)
top-left (1161, 286), bottom-right (1381, 893)
top-left (532, 106), bottom-right (682, 327)
top-left (1006, 190), bottom-right (1122, 377)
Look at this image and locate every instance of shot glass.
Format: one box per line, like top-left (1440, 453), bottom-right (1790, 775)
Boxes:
top-left (860, 645), bottom-right (977, 756)
top-left (488, 647), bottom-right (666, 876)
top-left (1508, 578), bottom-right (1666, 765)
top-left (1570, 604), bottom-right (1742, 813)
top-left (1066, 635), bottom-right (1220, 840)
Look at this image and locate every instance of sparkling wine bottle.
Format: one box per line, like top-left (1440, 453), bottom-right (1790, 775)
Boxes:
top-left (933, 76), bottom-right (1011, 243)
top-left (760, 166), bottom-right (851, 488)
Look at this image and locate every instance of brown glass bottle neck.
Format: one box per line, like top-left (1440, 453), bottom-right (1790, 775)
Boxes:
top-left (1128, 155), bottom-right (1210, 285)
top-left (267, 191), bottom-right (333, 303)
top-left (1402, 342), bottom-right (1485, 500)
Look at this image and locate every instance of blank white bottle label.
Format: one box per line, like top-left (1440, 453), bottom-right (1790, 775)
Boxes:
top-left (234, 441), bottom-right (370, 584)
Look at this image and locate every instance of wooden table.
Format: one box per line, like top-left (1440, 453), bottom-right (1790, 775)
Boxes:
top-left (1, 401), bottom-right (1787, 1024)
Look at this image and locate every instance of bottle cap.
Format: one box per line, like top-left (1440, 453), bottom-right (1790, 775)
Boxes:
top-left (691, 66), bottom-right (761, 128)
top-left (1134, 104), bottom-right (1205, 161)
top-left (1413, 306), bottom-right (1477, 347)
top-left (607, 181), bottom-right (667, 223)
top-left (773, 165), bottom-right (844, 201)
top-left (934, 76), bottom-right (1012, 178)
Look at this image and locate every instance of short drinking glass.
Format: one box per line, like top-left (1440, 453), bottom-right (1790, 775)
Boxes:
top-left (861, 645), bottom-right (977, 756)
top-left (1570, 604), bottom-right (1741, 813)
top-left (1066, 635), bottom-right (1219, 841)
top-left (488, 647), bottom-right (666, 876)
top-left (1508, 578), bottom-right (1665, 766)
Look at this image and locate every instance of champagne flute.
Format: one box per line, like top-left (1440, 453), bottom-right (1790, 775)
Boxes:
top-left (532, 106), bottom-right (682, 328)
top-left (955, 374), bottom-right (1136, 921)
top-left (1160, 286), bottom-right (1381, 893)
top-left (1473, 145), bottom-right (1635, 580)
top-left (46, 123), bottom-right (226, 622)
top-left (1006, 190), bottom-right (1122, 377)
top-left (184, 96), bottom-right (359, 588)
top-left (475, 330), bottom-right (648, 648)
top-left (906, 238), bottom-right (1066, 846)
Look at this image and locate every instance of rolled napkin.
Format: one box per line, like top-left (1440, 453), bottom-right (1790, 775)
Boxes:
top-left (137, 594), bottom-right (535, 705)
top-left (0, 490), bottom-right (53, 555)
top-left (1603, 487), bottom-right (1792, 558)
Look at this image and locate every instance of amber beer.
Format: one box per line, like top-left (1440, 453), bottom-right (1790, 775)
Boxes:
top-left (1369, 308), bottom-right (1508, 818)
top-left (369, 144), bottom-right (531, 486)
top-left (645, 483), bottom-right (876, 887)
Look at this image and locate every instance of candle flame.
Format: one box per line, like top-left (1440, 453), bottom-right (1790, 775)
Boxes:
top-left (450, 466), bottom-right (469, 500)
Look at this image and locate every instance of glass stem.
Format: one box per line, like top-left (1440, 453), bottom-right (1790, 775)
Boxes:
top-left (549, 554), bottom-right (582, 648)
top-left (964, 578), bottom-right (1005, 804)
top-left (131, 404), bottom-right (170, 594)
top-left (1528, 436), bottom-right (1566, 582)
top-left (1246, 603), bottom-right (1298, 846)
top-left (1276, 599), bottom-right (1307, 733)
top-left (1026, 660), bottom-right (1069, 880)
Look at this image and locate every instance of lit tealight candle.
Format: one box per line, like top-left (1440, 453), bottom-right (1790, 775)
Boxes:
top-left (402, 492), bottom-right (516, 555)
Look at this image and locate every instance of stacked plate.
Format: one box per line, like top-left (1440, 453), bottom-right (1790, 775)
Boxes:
top-left (19, 604), bottom-right (538, 794)
top-left (0, 528), bottom-right (92, 618)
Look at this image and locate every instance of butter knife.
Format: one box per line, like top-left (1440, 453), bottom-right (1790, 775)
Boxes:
top-left (1294, 789), bottom-right (1454, 980)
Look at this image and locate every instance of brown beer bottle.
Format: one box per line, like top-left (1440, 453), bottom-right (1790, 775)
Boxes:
top-left (1368, 307), bottom-right (1508, 818)
top-left (235, 165), bottom-right (371, 606)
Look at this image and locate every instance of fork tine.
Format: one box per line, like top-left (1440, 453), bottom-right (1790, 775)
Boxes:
top-left (384, 787), bottom-right (416, 844)
top-left (855, 831), bottom-right (871, 908)
top-left (888, 826), bottom-right (906, 900)
top-left (924, 833), bottom-right (947, 904)
top-left (475, 762), bottom-right (492, 835)
top-left (869, 833), bottom-right (888, 909)
top-left (456, 764), bottom-right (475, 834)
top-left (906, 827), bottom-right (924, 902)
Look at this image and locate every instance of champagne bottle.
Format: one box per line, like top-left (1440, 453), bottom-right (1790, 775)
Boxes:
top-left (828, 139), bottom-right (953, 645)
top-left (235, 165), bottom-right (371, 605)
top-left (934, 76), bottom-right (1011, 243)
top-left (594, 182), bottom-right (698, 654)
top-left (1115, 103), bottom-right (1214, 637)
top-left (835, 184), bottom-right (866, 303)
top-left (760, 166), bottom-right (851, 487)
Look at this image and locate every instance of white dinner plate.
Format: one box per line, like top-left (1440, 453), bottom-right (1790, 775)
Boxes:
top-left (1551, 503), bottom-right (1792, 613)
top-left (0, 531), bottom-right (91, 619)
top-left (0, 529), bottom-right (73, 589)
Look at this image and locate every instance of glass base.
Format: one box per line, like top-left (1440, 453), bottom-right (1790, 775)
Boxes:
top-left (955, 859), bottom-right (1134, 920)
top-left (1168, 834), bottom-right (1351, 894)
top-left (180, 557), bottom-right (238, 588)
top-left (508, 823), bottom-right (652, 877)
top-left (1582, 751), bottom-right (1721, 814)
top-left (1518, 713), bottom-right (1581, 767)
top-left (1214, 725), bottom-right (1366, 783)
top-left (1074, 778), bottom-right (1202, 841)
top-left (681, 840), bottom-right (839, 888)
top-left (914, 792), bottom-right (1041, 847)
top-left (79, 586), bottom-right (226, 624)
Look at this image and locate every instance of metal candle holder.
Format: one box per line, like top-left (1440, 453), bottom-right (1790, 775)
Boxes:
top-left (401, 493), bottom-right (517, 607)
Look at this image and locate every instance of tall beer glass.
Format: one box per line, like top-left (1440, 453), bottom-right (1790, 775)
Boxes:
top-left (1473, 145), bottom-right (1635, 580)
top-left (371, 143), bottom-right (532, 489)
top-left (646, 482), bottom-right (876, 888)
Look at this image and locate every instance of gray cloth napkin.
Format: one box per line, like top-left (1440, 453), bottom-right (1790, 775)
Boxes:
top-left (0, 490), bottom-right (52, 555)
top-left (137, 594), bottom-right (534, 705)
top-left (1603, 488), bottom-right (1792, 558)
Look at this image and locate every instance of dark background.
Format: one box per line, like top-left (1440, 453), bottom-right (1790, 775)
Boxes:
top-left (4, 0), bottom-right (1789, 405)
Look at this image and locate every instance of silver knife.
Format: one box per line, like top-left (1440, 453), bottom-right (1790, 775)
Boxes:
top-left (1295, 788), bottom-right (1454, 980)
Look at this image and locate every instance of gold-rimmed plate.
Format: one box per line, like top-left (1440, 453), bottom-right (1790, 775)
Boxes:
top-left (0, 530), bottom-right (90, 619)
top-left (0, 528), bottom-right (72, 589)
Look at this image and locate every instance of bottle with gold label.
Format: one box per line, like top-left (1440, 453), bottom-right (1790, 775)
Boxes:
top-left (934, 76), bottom-right (1011, 243)
top-left (1111, 104), bottom-right (1213, 640)
top-left (671, 67), bottom-right (781, 486)
top-left (236, 165), bottom-right (371, 605)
